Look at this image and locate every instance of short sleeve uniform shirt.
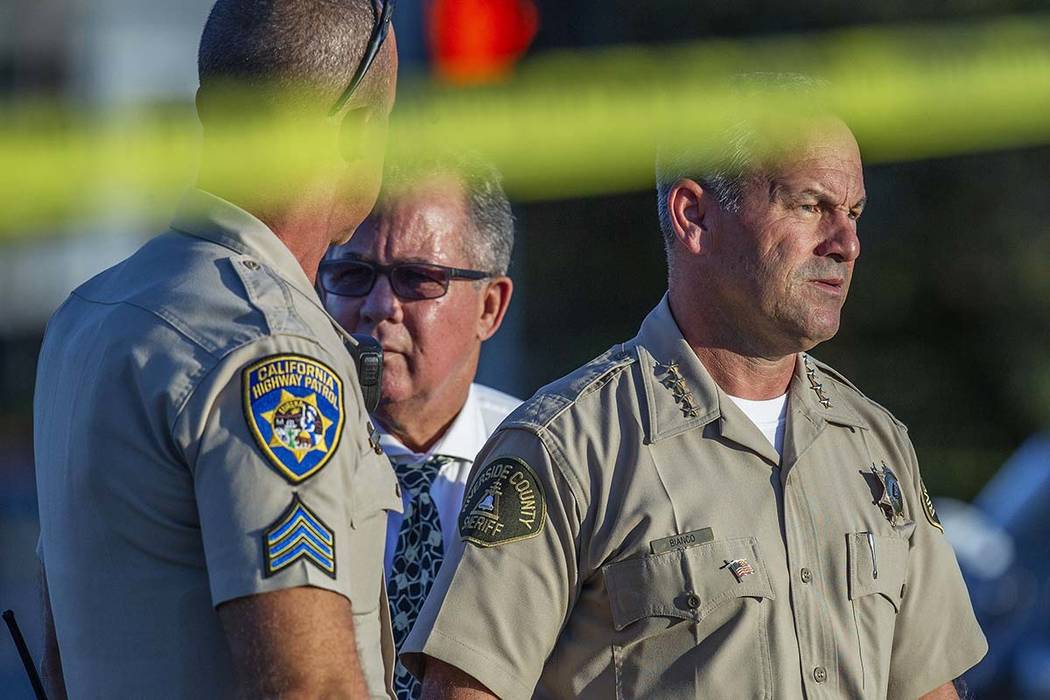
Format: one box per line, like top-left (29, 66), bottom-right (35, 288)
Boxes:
top-left (34, 190), bottom-right (402, 699)
top-left (403, 295), bottom-right (987, 700)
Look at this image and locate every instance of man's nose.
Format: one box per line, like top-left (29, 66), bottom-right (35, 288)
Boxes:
top-left (816, 210), bottom-right (861, 264)
top-left (359, 273), bottom-right (403, 327)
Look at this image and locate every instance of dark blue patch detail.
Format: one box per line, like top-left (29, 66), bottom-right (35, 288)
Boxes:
top-left (264, 495), bottom-right (336, 578)
top-left (243, 354), bottom-right (345, 483)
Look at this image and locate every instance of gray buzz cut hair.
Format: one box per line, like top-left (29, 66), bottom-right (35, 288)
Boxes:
top-left (387, 153), bottom-right (516, 276)
top-left (655, 73), bottom-right (830, 254)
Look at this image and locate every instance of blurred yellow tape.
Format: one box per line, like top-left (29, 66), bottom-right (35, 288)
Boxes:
top-left (2, 13), bottom-right (1050, 237)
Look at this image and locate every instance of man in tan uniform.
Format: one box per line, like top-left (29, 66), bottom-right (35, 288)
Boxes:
top-left (33, 1), bottom-right (400, 697)
top-left (403, 86), bottom-right (988, 699)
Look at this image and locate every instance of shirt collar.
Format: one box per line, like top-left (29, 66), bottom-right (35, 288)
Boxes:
top-left (634, 294), bottom-right (721, 444)
top-left (635, 294), bottom-right (867, 450)
top-left (376, 385), bottom-right (487, 464)
top-left (790, 353), bottom-right (869, 430)
top-left (169, 188), bottom-right (320, 303)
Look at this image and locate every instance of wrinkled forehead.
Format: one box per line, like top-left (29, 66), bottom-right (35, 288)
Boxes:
top-left (758, 117), bottom-right (862, 174)
top-left (327, 174), bottom-right (474, 264)
top-left (748, 117), bottom-right (865, 196)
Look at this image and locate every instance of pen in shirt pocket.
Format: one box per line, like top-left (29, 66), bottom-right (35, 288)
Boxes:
top-left (864, 532), bottom-right (878, 580)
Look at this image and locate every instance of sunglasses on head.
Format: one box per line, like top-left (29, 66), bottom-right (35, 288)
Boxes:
top-left (328, 0), bottom-right (397, 117)
top-left (318, 259), bottom-right (493, 300)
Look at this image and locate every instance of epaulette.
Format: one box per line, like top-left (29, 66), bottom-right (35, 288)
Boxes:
top-left (808, 354), bottom-right (909, 432)
top-left (229, 254), bottom-right (314, 339)
top-left (504, 344), bottom-right (637, 432)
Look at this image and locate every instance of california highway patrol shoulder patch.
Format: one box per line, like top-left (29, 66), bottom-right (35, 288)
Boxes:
top-left (263, 495), bottom-right (336, 578)
top-left (244, 354), bottom-right (344, 483)
top-left (460, 457), bottom-right (547, 547)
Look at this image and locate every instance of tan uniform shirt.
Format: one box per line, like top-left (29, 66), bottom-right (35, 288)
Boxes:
top-left (403, 295), bottom-right (987, 700)
top-left (34, 190), bottom-right (401, 699)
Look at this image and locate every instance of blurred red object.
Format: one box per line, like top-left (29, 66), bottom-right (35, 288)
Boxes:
top-left (427, 0), bottom-right (539, 84)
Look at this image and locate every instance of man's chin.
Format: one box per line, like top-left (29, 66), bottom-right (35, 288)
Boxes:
top-left (799, 316), bottom-right (842, 350)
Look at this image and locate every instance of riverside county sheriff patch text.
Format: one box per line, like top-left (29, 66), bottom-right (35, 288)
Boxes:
top-left (244, 354), bottom-right (344, 483)
top-left (460, 457), bottom-right (546, 547)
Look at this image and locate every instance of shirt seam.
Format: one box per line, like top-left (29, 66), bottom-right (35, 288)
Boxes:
top-left (535, 428), bottom-right (586, 515)
top-left (169, 332), bottom-right (333, 457)
top-left (70, 291), bottom-right (223, 358)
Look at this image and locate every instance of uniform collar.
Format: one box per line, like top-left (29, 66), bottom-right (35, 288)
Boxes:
top-left (634, 295), bottom-right (721, 444)
top-left (169, 188), bottom-right (320, 303)
top-left (376, 384), bottom-right (487, 464)
top-left (790, 354), bottom-right (868, 431)
top-left (635, 295), bottom-right (867, 458)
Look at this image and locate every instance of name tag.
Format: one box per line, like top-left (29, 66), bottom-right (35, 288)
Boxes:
top-left (650, 527), bottom-right (714, 554)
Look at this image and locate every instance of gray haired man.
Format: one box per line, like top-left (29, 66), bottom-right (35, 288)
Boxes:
top-left (321, 155), bottom-right (519, 700)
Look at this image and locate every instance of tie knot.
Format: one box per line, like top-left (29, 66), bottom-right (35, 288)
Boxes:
top-left (392, 454), bottom-right (454, 494)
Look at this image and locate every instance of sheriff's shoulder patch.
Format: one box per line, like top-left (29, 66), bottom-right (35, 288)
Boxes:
top-left (243, 354), bottom-right (344, 483)
top-left (264, 495), bottom-right (336, 578)
top-left (460, 457), bottom-right (547, 548)
top-left (920, 478), bottom-right (944, 533)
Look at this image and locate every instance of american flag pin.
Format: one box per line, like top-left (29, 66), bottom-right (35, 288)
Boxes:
top-left (725, 558), bottom-right (755, 582)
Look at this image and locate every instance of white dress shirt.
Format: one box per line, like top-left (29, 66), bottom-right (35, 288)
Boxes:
top-left (379, 383), bottom-right (521, 575)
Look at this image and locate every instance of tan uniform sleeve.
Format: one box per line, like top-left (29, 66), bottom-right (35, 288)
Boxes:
top-left (173, 334), bottom-right (365, 607)
top-left (400, 428), bottom-right (582, 700)
top-left (887, 434), bottom-right (988, 699)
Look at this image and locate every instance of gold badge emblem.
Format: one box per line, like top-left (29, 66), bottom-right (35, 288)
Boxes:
top-left (262, 391), bottom-right (333, 462)
top-left (873, 462), bottom-right (906, 524)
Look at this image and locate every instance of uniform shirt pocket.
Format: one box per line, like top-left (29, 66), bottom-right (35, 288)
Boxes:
top-left (847, 531), bottom-right (910, 696)
top-left (603, 537), bottom-right (775, 699)
top-left (847, 531), bottom-right (909, 612)
top-left (605, 536), bottom-right (775, 628)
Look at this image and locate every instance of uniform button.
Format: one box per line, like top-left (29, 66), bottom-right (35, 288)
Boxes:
top-left (685, 592), bottom-right (701, 610)
top-left (813, 666), bottom-right (827, 683)
top-left (242, 259), bottom-right (260, 270)
top-left (800, 567), bottom-right (813, 583)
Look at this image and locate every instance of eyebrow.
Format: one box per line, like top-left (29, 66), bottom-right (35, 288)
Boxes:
top-left (342, 253), bottom-right (440, 265)
top-left (774, 185), bottom-right (867, 211)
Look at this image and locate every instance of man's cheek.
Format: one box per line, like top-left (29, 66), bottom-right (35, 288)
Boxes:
top-left (380, 356), bottom-right (415, 397)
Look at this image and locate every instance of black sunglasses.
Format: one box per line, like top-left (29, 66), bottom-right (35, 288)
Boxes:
top-left (319, 259), bottom-right (492, 300)
top-left (328, 0), bottom-right (397, 117)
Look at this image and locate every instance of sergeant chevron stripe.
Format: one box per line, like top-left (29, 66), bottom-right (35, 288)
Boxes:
top-left (263, 495), bottom-right (336, 578)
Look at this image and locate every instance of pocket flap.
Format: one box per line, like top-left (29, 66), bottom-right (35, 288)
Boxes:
top-left (848, 532), bottom-right (909, 612)
top-left (604, 536), bottom-right (774, 630)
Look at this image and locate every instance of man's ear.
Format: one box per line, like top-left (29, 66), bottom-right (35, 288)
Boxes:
top-left (339, 105), bottom-right (386, 164)
top-left (668, 178), bottom-right (712, 256)
top-left (477, 277), bottom-right (514, 342)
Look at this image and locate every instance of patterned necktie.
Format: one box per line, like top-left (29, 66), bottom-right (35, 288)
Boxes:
top-left (389, 454), bottom-right (453, 700)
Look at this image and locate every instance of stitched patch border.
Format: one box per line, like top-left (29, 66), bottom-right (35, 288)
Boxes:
top-left (460, 457), bottom-right (547, 548)
top-left (243, 354), bottom-right (345, 483)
